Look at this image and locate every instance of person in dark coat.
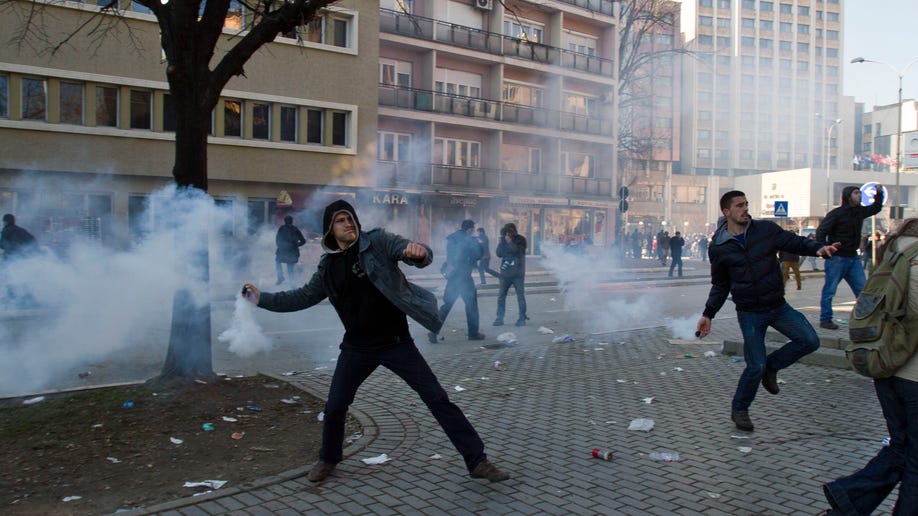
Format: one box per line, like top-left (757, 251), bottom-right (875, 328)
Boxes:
top-left (0, 214), bottom-right (38, 261)
top-left (476, 227), bottom-right (490, 285)
top-left (493, 223), bottom-right (528, 327)
top-left (696, 191), bottom-right (840, 432)
top-left (668, 231), bottom-right (685, 278)
top-left (241, 200), bottom-right (508, 484)
top-left (429, 219), bottom-right (485, 343)
top-left (815, 185), bottom-right (883, 329)
top-left (275, 215), bottom-right (306, 286)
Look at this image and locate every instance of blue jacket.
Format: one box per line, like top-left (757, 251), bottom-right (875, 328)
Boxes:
top-left (703, 218), bottom-right (823, 318)
top-left (258, 229), bottom-right (442, 333)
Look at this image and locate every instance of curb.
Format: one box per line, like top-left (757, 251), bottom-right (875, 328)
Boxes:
top-left (723, 337), bottom-right (851, 370)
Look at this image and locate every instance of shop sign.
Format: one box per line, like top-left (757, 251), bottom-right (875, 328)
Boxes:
top-left (509, 196), bottom-right (567, 206)
top-left (277, 190), bottom-right (293, 207)
top-left (371, 192), bottom-right (409, 205)
top-left (450, 196), bottom-right (478, 207)
top-left (570, 199), bottom-right (615, 208)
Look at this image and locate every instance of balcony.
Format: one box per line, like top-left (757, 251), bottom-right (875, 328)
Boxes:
top-left (376, 161), bottom-right (612, 197)
top-left (380, 9), bottom-right (615, 78)
top-left (378, 84), bottom-right (613, 137)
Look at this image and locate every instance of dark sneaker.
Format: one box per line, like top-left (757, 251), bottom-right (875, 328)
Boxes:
top-left (731, 410), bottom-right (754, 431)
top-left (514, 318), bottom-right (526, 327)
top-left (470, 459), bottom-right (510, 482)
top-left (468, 333), bottom-right (486, 341)
top-left (820, 321), bottom-right (840, 330)
top-left (492, 318), bottom-right (504, 326)
top-left (762, 368), bottom-right (779, 395)
top-left (307, 461), bottom-right (337, 482)
top-left (428, 332), bottom-right (439, 344)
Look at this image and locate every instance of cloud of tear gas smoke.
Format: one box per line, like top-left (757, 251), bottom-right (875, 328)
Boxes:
top-left (668, 315), bottom-right (701, 340)
top-left (0, 184), bottom-right (240, 396)
top-left (218, 294), bottom-right (273, 358)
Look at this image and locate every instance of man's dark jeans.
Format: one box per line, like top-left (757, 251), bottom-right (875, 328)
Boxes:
top-left (668, 254), bottom-right (683, 277)
top-left (823, 376), bottom-right (918, 515)
top-left (320, 341), bottom-right (486, 472)
top-left (439, 274), bottom-right (480, 336)
top-left (733, 302), bottom-right (820, 411)
top-left (496, 276), bottom-right (526, 321)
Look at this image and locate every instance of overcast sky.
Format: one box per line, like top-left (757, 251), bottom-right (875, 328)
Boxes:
top-left (844, 0), bottom-right (918, 110)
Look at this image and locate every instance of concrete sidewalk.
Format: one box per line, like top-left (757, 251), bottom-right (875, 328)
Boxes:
top-left (135, 319), bottom-right (893, 515)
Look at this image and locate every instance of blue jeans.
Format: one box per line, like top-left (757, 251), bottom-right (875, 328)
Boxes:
top-left (668, 254), bottom-right (683, 277)
top-left (823, 377), bottom-right (918, 515)
top-left (820, 255), bottom-right (867, 323)
top-left (438, 274), bottom-right (480, 336)
top-left (496, 276), bottom-right (526, 321)
top-left (733, 303), bottom-right (820, 411)
top-left (320, 341), bottom-right (487, 472)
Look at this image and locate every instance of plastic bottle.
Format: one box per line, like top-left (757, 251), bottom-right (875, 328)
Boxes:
top-left (591, 448), bottom-right (613, 461)
top-left (648, 451), bottom-right (680, 462)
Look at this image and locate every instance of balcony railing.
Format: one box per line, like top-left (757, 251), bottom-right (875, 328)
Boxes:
top-left (378, 84), bottom-right (613, 137)
top-left (380, 9), bottom-right (614, 77)
top-left (375, 161), bottom-right (612, 197)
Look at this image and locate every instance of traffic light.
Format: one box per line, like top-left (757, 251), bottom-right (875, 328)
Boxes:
top-left (619, 186), bottom-right (629, 199)
top-left (619, 199), bottom-right (629, 213)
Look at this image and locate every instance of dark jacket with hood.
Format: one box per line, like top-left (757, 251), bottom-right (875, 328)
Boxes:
top-left (496, 223), bottom-right (526, 279)
top-left (257, 199), bottom-right (442, 333)
top-left (274, 220), bottom-right (306, 264)
top-left (444, 226), bottom-right (483, 279)
top-left (703, 217), bottom-right (823, 319)
top-left (816, 185), bottom-right (883, 257)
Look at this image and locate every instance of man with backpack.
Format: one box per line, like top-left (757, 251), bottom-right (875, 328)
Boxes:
top-left (823, 218), bottom-right (918, 515)
top-left (816, 185), bottom-right (884, 329)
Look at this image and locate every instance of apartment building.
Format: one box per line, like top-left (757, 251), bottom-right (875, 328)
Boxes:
top-left (680, 0), bottom-right (845, 181)
top-left (377, 0), bottom-right (618, 252)
top-left (0, 0), bottom-right (378, 251)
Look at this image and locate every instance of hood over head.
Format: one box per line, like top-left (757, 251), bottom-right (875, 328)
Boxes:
top-left (841, 186), bottom-right (859, 205)
top-left (322, 199), bottom-right (361, 252)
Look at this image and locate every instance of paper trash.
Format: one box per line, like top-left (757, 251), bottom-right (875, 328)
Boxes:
top-left (628, 418), bottom-right (655, 431)
top-left (184, 480), bottom-right (227, 490)
top-left (361, 453), bottom-right (391, 465)
top-left (537, 326), bottom-right (554, 334)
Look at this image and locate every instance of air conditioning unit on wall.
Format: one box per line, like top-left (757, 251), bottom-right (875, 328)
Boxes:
top-left (474, 0), bottom-right (493, 10)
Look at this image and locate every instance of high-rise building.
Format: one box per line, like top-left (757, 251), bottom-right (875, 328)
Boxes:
top-left (680, 0), bottom-right (844, 178)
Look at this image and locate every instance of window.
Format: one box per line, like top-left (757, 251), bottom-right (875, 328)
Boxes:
top-left (564, 93), bottom-right (598, 116)
top-left (306, 109), bottom-right (323, 144)
top-left (760, 56), bottom-right (773, 67)
top-left (223, 99), bottom-right (241, 137)
top-left (798, 5), bottom-right (809, 15)
top-left (741, 17), bottom-right (755, 28)
top-left (760, 20), bottom-right (773, 30)
top-left (698, 35), bottom-right (713, 46)
top-left (504, 18), bottom-right (544, 43)
top-left (561, 152), bottom-right (594, 177)
top-left (797, 61), bottom-right (809, 71)
top-left (760, 1), bottom-right (773, 11)
top-left (742, 0), bottom-right (755, 7)
top-left (378, 131), bottom-right (412, 161)
top-left (717, 17), bottom-right (731, 28)
top-left (759, 38), bottom-right (773, 49)
top-left (289, 11), bottom-right (353, 48)
top-left (741, 55), bottom-right (755, 66)
top-left (780, 3), bottom-right (792, 13)
top-left (699, 0), bottom-right (712, 7)
top-left (717, 36), bottom-right (731, 48)
top-left (741, 36), bottom-right (755, 47)
top-left (827, 12), bottom-right (839, 22)
top-left (717, 0), bottom-right (730, 7)
top-left (280, 106), bottom-right (297, 142)
top-left (798, 42), bottom-right (809, 53)
top-left (698, 129), bottom-right (711, 140)
top-left (502, 144), bottom-right (541, 173)
top-left (780, 22), bottom-right (792, 33)
top-left (503, 82), bottom-right (543, 107)
top-left (0, 74), bottom-right (8, 118)
top-left (656, 33), bottom-right (674, 45)
top-left (129, 90), bottom-right (152, 130)
top-left (780, 41), bottom-right (792, 51)
top-left (700, 16), bottom-right (713, 26)
top-left (435, 69), bottom-right (482, 98)
top-left (380, 59), bottom-right (412, 87)
top-left (252, 102), bottom-right (270, 140)
top-left (740, 149), bottom-right (754, 160)
top-left (434, 137), bottom-right (480, 167)
top-left (717, 55), bottom-right (731, 65)
top-left (60, 82), bottom-right (84, 125)
top-left (798, 24), bottom-right (809, 35)
top-left (95, 85), bottom-right (118, 127)
top-left (827, 48), bottom-right (839, 58)
top-left (22, 77), bottom-right (47, 121)
top-left (331, 111), bottom-right (347, 146)
top-left (827, 30), bottom-right (839, 40)
top-left (698, 110), bottom-right (712, 121)
top-left (566, 31), bottom-right (599, 55)
top-left (697, 148), bottom-right (711, 159)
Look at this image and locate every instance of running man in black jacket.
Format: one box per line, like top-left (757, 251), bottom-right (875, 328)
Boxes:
top-left (696, 191), bottom-right (840, 432)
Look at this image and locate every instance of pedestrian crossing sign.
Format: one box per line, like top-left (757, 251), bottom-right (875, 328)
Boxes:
top-left (774, 201), bottom-right (788, 217)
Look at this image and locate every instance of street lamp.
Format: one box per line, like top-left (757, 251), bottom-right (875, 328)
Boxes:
top-left (851, 56), bottom-right (918, 220)
top-left (825, 118), bottom-right (842, 211)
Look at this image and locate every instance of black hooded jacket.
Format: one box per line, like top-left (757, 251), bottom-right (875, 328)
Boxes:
top-left (703, 217), bottom-right (824, 319)
top-left (816, 186), bottom-right (883, 257)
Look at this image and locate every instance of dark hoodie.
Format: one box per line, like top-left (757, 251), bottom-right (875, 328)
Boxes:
top-left (816, 186), bottom-right (883, 257)
top-left (322, 199), bottom-right (361, 252)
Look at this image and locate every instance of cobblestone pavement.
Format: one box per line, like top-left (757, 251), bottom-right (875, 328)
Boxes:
top-left (139, 318), bottom-right (896, 515)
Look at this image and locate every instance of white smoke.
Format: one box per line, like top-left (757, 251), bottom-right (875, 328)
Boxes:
top-left (218, 294), bottom-right (273, 358)
top-left (668, 315), bottom-right (701, 340)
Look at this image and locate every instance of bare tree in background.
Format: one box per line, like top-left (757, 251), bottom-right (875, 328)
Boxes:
top-left (5, 0), bottom-right (340, 383)
top-left (616, 0), bottom-right (687, 191)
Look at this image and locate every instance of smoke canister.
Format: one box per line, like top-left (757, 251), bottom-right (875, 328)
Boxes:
top-left (591, 448), bottom-right (613, 461)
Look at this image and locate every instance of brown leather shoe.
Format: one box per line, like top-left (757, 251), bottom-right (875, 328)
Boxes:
top-left (470, 459), bottom-right (510, 482)
top-left (307, 460), bottom-right (337, 482)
